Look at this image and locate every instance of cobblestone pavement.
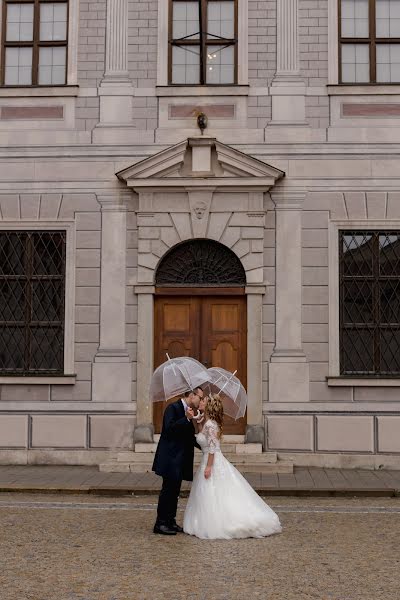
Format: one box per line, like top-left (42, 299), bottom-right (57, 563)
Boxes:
top-left (0, 493), bottom-right (399, 600)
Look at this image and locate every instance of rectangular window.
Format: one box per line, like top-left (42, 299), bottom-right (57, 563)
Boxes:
top-left (339, 0), bottom-right (400, 83)
top-left (0, 231), bottom-right (66, 374)
top-left (1, 0), bottom-right (68, 86)
top-left (169, 0), bottom-right (237, 85)
top-left (339, 231), bottom-right (400, 375)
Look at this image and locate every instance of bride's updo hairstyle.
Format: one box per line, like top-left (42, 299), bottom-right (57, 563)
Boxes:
top-left (205, 393), bottom-right (224, 438)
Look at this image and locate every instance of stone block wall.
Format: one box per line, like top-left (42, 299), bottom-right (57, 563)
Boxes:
top-left (262, 189), bottom-right (400, 465)
top-left (0, 192), bottom-right (135, 460)
top-left (265, 413), bottom-right (400, 467)
top-left (0, 192), bottom-right (101, 399)
top-left (75, 97), bottom-right (101, 132)
top-left (73, 0), bottom-right (333, 133)
top-left (78, 0), bottom-right (107, 87)
top-left (128, 0), bottom-right (158, 87)
top-left (248, 0), bottom-right (276, 85)
top-left (299, 0), bottom-right (328, 87)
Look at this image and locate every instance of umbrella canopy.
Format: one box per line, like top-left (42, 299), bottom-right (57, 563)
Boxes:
top-left (150, 356), bottom-right (210, 402)
top-left (206, 367), bottom-right (247, 420)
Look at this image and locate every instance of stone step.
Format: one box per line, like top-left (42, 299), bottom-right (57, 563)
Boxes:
top-left (116, 451), bottom-right (277, 464)
top-left (133, 442), bottom-right (263, 454)
top-left (217, 452), bottom-right (278, 464)
top-left (99, 460), bottom-right (293, 475)
top-left (152, 434), bottom-right (245, 442)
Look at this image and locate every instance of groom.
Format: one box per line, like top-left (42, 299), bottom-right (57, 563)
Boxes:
top-left (152, 387), bottom-right (204, 535)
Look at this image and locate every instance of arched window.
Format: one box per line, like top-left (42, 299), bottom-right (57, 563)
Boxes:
top-left (155, 239), bottom-right (246, 286)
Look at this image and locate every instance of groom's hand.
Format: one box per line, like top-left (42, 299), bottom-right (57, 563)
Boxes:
top-left (186, 407), bottom-right (194, 420)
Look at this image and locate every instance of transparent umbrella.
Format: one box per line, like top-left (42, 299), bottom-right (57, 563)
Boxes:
top-left (206, 367), bottom-right (247, 420)
top-left (149, 355), bottom-right (211, 402)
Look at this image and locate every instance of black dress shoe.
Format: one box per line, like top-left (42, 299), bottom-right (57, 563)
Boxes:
top-left (170, 523), bottom-right (184, 533)
top-left (153, 523), bottom-right (177, 535)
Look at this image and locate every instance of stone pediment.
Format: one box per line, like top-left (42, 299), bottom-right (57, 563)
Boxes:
top-left (116, 137), bottom-right (285, 190)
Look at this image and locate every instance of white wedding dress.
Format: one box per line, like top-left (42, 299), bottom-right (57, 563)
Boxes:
top-left (183, 419), bottom-right (282, 540)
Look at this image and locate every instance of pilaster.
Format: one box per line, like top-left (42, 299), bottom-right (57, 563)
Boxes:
top-left (133, 285), bottom-right (155, 443)
top-left (269, 189), bottom-right (310, 403)
top-left (270, 0), bottom-right (306, 125)
top-left (246, 286), bottom-right (266, 445)
top-left (104, 0), bottom-right (129, 81)
top-left (94, 0), bottom-right (136, 143)
top-left (92, 192), bottom-right (132, 404)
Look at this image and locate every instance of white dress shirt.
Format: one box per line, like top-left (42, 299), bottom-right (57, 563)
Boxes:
top-left (181, 398), bottom-right (190, 421)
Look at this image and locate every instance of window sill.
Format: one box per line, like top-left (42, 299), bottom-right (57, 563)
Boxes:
top-left (156, 85), bottom-right (249, 97)
top-left (0, 85), bottom-right (79, 98)
top-left (0, 375), bottom-right (76, 385)
top-left (327, 377), bottom-right (400, 387)
top-left (327, 84), bottom-right (400, 95)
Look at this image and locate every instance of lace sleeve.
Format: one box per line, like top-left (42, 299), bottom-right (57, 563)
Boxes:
top-left (204, 420), bottom-right (221, 454)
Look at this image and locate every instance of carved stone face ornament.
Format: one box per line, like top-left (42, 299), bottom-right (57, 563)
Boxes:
top-left (193, 202), bottom-right (207, 220)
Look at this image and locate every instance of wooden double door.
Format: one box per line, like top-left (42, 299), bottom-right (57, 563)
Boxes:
top-left (154, 293), bottom-right (247, 434)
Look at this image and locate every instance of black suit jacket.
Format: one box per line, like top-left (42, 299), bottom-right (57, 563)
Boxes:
top-left (152, 400), bottom-right (200, 481)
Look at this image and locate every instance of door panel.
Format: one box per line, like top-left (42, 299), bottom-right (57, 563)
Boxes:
top-left (154, 295), bottom-right (247, 434)
top-left (153, 298), bottom-right (200, 431)
top-left (201, 297), bottom-right (247, 434)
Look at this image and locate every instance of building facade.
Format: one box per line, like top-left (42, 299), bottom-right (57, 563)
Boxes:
top-left (0, 0), bottom-right (400, 467)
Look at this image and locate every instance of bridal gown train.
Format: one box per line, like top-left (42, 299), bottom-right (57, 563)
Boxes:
top-left (183, 419), bottom-right (282, 540)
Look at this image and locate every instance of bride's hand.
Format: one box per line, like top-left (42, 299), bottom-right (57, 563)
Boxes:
top-left (204, 466), bottom-right (212, 479)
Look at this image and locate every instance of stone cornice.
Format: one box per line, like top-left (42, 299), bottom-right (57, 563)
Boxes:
top-left (96, 191), bottom-right (132, 211)
top-left (270, 188), bottom-right (306, 208)
top-left (126, 179), bottom-right (279, 192)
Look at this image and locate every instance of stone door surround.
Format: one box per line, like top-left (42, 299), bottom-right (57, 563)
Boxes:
top-left (117, 137), bottom-right (287, 445)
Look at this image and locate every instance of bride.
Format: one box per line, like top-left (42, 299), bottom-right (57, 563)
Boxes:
top-left (183, 394), bottom-right (282, 540)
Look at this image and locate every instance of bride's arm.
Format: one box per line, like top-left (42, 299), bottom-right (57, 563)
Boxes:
top-left (204, 421), bottom-right (219, 478)
top-left (204, 453), bottom-right (214, 479)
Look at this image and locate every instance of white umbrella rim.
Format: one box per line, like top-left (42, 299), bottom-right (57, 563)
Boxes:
top-left (150, 356), bottom-right (211, 402)
top-left (205, 367), bottom-right (248, 420)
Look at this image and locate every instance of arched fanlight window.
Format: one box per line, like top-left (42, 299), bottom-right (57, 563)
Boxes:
top-left (155, 239), bottom-right (246, 286)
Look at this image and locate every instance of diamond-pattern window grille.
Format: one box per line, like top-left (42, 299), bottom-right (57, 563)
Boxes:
top-left (0, 231), bottom-right (66, 375)
top-left (339, 230), bottom-right (400, 376)
top-left (155, 239), bottom-right (246, 286)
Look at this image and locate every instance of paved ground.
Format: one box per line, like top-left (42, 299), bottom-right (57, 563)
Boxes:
top-left (0, 465), bottom-right (400, 496)
top-left (0, 492), bottom-right (399, 600)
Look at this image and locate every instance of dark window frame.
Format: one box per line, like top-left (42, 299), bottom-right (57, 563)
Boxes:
top-left (168, 0), bottom-right (238, 85)
top-left (0, 230), bottom-right (66, 375)
top-left (1, 0), bottom-right (69, 86)
top-left (339, 0), bottom-right (400, 84)
top-left (339, 230), bottom-right (400, 376)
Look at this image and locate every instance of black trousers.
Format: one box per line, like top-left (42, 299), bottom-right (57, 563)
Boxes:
top-left (156, 477), bottom-right (182, 525)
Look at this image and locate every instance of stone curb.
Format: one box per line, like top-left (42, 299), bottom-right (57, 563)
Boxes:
top-left (0, 485), bottom-right (399, 497)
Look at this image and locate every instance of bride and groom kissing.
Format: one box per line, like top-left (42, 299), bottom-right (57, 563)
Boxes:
top-left (152, 386), bottom-right (282, 540)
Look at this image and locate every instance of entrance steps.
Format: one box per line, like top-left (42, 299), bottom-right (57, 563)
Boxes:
top-left (99, 438), bottom-right (293, 474)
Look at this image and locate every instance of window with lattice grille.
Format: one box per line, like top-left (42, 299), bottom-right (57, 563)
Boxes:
top-left (339, 230), bottom-right (400, 375)
top-left (0, 231), bottom-right (66, 374)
